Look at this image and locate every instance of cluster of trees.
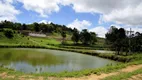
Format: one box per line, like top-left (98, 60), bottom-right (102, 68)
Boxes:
top-left (3, 29), bottom-right (14, 39)
top-left (71, 28), bottom-right (97, 45)
top-left (131, 32), bottom-right (142, 52)
top-left (0, 20), bottom-right (73, 34)
top-left (106, 26), bottom-right (142, 55)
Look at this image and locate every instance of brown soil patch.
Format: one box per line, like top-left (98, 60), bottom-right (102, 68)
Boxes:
top-left (0, 72), bottom-right (7, 79)
top-left (121, 65), bottom-right (142, 72)
top-left (127, 74), bottom-right (142, 80)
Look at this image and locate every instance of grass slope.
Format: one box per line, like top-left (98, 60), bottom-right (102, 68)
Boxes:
top-left (0, 32), bottom-right (36, 45)
top-left (0, 32), bottom-right (106, 50)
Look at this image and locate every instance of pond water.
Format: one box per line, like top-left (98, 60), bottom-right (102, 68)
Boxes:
top-left (0, 48), bottom-right (118, 73)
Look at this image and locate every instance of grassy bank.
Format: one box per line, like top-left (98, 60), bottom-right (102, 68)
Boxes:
top-left (0, 59), bottom-right (142, 78)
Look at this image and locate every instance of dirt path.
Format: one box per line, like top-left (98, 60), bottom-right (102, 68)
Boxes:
top-left (127, 74), bottom-right (142, 80)
top-left (1, 64), bottom-right (142, 80)
top-left (56, 64), bottom-right (142, 80)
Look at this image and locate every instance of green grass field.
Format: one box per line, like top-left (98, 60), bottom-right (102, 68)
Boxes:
top-left (0, 32), bottom-right (106, 50)
top-left (0, 32), bottom-right (36, 45)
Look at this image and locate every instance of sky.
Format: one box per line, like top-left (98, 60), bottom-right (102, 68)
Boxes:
top-left (0, 0), bottom-right (142, 38)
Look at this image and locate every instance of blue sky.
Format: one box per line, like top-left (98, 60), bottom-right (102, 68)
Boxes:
top-left (0, 0), bottom-right (142, 37)
top-left (17, 4), bottom-right (101, 27)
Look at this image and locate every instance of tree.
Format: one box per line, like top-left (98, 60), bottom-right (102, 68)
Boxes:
top-left (71, 28), bottom-right (80, 44)
top-left (22, 24), bottom-right (27, 30)
top-left (131, 32), bottom-right (142, 52)
top-left (40, 23), bottom-right (48, 33)
top-left (34, 22), bottom-right (40, 32)
top-left (105, 26), bottom-right (127, 55)
top-left (14, 23), bottom-right (22, 30)
top-left (80, 29), bottom-right (91, 45)
top-left (61, 31), bottom-right (66, 44)
top-left (90, 32), bottom-right (97, 45)
top-left (2, 20), bottom-right (14, 29)
top-left (0, 22), bottom-right (4, 29)
top-left (4, 29), bottom-right (14, 39)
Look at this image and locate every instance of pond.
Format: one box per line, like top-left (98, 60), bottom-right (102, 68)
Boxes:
top-left (0, 48), bottom-right (118, 73)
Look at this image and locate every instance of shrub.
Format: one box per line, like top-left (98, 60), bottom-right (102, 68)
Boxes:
top-left (3, 29), bottom-right (14, 39)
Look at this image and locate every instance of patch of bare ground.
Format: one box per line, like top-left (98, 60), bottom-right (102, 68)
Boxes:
top-left (121, 65), bottom-right (142, 72)
top-left (0, 72), bottom-right (7, 79)
top-left (18, 76), bottom-right (45, 80)
top-left (127, 74), bottom-right (142, 80)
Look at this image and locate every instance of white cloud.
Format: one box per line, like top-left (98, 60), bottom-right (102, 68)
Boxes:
top-left (62, 0), bottom-right (142, 26)
top-left (102, 5), bottom-right (142, 26)
top-left (0, 0), bottom-right (20, 21)
top-left (63, 0), bottom-right (142, 34)
top-left (67, 19), bottom-right (92, 31)
top-left (10, 0), bottom-right (142, 27)
top-left (128, 27), bottom-right (142, 33)
top-left (2, 0), bottom-right (14, 3)
top-left (1, 0), bottom-right (141, 33)
top-left (110, 24), bottom-right (122, 29)
top-left (89, 26), bottom-right (108, 38)
top-left (111, 24), bottom-right (142, 33)
top-left (6, 0), bottom-right (13, 3)
top-left (39, 20), bottom-right (47, 24)
top-left (17, 0), bottom-right (60, 17)
top-left (39, 20), bottom-right (51, 24)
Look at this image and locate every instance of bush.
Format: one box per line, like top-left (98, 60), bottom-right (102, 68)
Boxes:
top-left (3, 29), bottom-right (14, 39)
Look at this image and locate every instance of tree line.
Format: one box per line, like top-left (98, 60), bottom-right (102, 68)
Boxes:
top-left (71, 28), bottom-right (97, 45)
top-left (0, 20), bottom-right (97, 45)
top-left (105, 26), bottom-right (142, 55)
top-left (61, 28), bottom-right (97, 45)
top-left (0, 20), bottom-right (73, 34)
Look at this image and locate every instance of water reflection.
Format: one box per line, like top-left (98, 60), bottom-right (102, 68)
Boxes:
top-left (0, 48), bottom-right (118, 73)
